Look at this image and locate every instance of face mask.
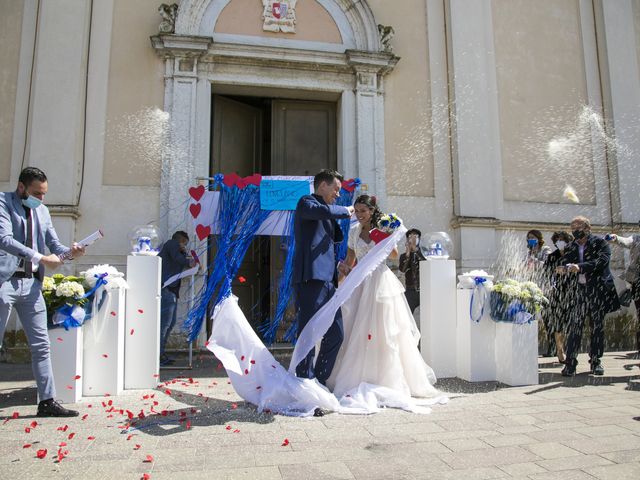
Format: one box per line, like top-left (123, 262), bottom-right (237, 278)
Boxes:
top-left (556, 241), bottom-right (566, 250)
top-left (572, 229), bottom-right (586, 240)
top-left (527, 238), bottom-right (538, 249)
top-left (21, 195), bottom-right (42, 209)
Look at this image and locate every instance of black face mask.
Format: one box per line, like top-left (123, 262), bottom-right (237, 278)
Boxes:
top-left (572, 229), bottom-right (586, 240)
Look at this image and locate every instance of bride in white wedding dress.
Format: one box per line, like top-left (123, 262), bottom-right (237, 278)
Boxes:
top-left (326, 195), bottom-right (441, 401)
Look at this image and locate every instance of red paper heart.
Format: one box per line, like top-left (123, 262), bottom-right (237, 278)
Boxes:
top-left (195, 224), bottom-right (211, 241)
top-left (188, 185), bottom-right (205, 201)
top-left (222, 173), bottom-right (240, 188)
top-left (342, 179), bottom-right (357, 193)
top-left (189, 203), bottom-right (201, 219)
top-left (244, 173), bottom-right (262, 186)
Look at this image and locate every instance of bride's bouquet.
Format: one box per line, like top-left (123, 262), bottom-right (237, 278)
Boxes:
top-left (370, 213), bottom-right (402, 244)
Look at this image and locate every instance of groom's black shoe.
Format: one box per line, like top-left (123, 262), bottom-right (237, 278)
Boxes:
top-left (313, 408), bottom-right (325, 417)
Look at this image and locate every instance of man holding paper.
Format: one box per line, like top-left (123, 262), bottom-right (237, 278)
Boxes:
top-left (0, 167), bottom-right (86, 416)
top-left (158, 231), bottom-right (196, 366)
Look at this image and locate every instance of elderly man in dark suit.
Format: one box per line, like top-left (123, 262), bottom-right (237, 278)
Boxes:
top-left (0, 167), bottom-right (85, 416)
top-left (293, 170), bottom-right (354, 389)
top-left (559, 216), bottom-right (620, 376)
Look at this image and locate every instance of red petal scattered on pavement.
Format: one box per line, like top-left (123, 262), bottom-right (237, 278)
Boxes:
top-left (233, 429), bottom-right (240, 433)
top-left (244, 369), bottom-right (249, 375)
top-left (225, 425), bottom-right (231, 430)
top-left (66, 385), bottom-right (73, 390)
top-left (36, 449), bottom-right (47, 459)
top-left (58, 442), bottom-right (67, 447)
top-left (88, 404), bottom-right (92, 408)
top-left (138, 309), bottom-right (144, 314)
top-left (81, 414), bottom-right (88, 421)
top-left (87, 436), bottom-right (95, 440)
top-left (110, 311), bottom-right (116, 316)
top-left (23, 444), bottom-right (32, 449)
top-left (272, 365), bottom-right (277, 369)
top-left (68, 432), bottom-right (75, 440)
top-left (143, 454), bottom-right (154, 463)
top-left (281, 438), bottom-right (290, 446)
top-left (133, 444), bottom-right (141, 450)
top-left (130, 329), bottom-right (135, 336)
top-left (102, 354), bottom-right (109, 358)
top-left (24, 427), bottom-right (31, 433)
top-left (12, 412), bottom-right (19, 419)
top-left (74, 375), bottom-right (81, 380)
top-left (153, 374), bottom-right (159, 378)
top-left (57, 425), bottom-right (69, 432)
top-left (186, 420), bottom-right (191, 430)
top-left (231, 403), bottom-right (238, 409)
top-left (240, 355), bottom-right (245, 361)
top-left (256, 386), bottom-right (262, 390)
top-left (56, 337), bottom-right (63, 342)
top-left (141, 474), bottom-right (151, 480)
top-left (127, 434), bottom-right (134, 441)
top-left (368, 334), bottom-right (372, 340)
top-left (30, 420), bottom-right (38, 428)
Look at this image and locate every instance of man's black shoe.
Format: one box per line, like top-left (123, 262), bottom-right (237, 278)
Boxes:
top-left (590, 358), bottom-right (604, 376)
top-left (313, 407), bottom-right (325, 417)
top-left (561, 364), bottom-right (576, 377)
top-left (37, 399), bottom-right (79, 417)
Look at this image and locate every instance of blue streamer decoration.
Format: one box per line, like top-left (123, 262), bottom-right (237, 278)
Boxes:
top-left (335, 178), bottom-right (360, 262)
top-left (258, 211), bottom-right (296, 345)
top-left (184, 177), bottom-right (272, 342)
top-left (469, 277), bottom-right (488, 323)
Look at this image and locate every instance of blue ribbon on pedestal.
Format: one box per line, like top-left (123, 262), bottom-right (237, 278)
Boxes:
top-left (469, 277), bottom-right (488, 323)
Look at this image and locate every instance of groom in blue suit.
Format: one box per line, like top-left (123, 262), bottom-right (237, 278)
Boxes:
top-left (293, 170), bottom-right (354, 388)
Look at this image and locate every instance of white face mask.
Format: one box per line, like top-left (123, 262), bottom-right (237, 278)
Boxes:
top-left (556, 241), bottom-right (566, 250)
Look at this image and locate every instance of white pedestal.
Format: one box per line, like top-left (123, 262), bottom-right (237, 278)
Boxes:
top-left (495, 320), bottom-right (539, 386)
top-left (49, 327), bottom-right (83, 403)
top-left (124, 255), bottom-right (161, 390)
top-left (420, 259), bottom-right (457, 378)
top-left (83, 288), bottom-right (126, 396)
top-left (456, 289), bottom-right (496, 382)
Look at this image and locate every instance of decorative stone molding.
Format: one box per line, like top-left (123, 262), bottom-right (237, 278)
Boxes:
top-left (377, 24), bottom-right (394, 53)
top-left (261, 0), bottom-right (297, 33)
top-left (175, 0), bottom-right (380, 51)
top-left (158, 3), bottom-right (179, 34)
top-left (48, 205), bottom-right (81, 219)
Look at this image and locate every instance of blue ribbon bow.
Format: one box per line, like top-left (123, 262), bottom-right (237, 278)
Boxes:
top-left (469, 277), bottom-right (487, 323)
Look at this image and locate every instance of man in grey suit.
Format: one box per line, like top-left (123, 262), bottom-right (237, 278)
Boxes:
top-left (0, 167), bottom-right (85, 416)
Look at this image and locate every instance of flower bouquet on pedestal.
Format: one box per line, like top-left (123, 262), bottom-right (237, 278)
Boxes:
top-left (489, 279), bottom-right (548, 324)
top-left (369, 213), bottom-right (402, 244)
top-left (43, 274), bottom-right (90, 330)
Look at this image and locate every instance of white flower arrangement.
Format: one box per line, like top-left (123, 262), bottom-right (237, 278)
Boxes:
top-left (55, 281), bottom-right (86, 298)
top-left (81, 264), bottom-right (129, 290)
top-left (492, 278), bottom-right (548, 313)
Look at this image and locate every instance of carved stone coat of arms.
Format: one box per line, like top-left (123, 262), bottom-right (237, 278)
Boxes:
top-left (262, 0), bottom-right (297, 33)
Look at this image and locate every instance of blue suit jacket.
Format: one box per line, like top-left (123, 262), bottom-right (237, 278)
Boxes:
top-left (0, 191), bottom-right (69, 283)
top-left (292, 194), bottom-right (351, 285)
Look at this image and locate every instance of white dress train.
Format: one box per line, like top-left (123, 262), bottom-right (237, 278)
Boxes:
top-left (326, 224), bottom-right (444, 410)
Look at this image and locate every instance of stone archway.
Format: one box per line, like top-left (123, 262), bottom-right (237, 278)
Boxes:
top-left (151, 0), bottom-right (399, 236)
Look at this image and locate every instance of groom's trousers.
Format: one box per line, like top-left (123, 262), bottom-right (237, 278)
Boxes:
top-left (294, 280), bottom-right (344, 384)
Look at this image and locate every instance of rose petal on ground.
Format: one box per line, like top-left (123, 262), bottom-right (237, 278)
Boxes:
top-left (133, 444), bottom-right (141, 450)
top-left (281, 438), bottom-right (290, 446)
top-left (143, 454), bottom-right (154, 463)
top-left (36, 449), bottom-right (47, 459)
top-left (67, 432), bottom-right (75, 440)
top-left (23, 444), bottom-right (32, 449)
top-left (74, 375), bottom-right (81, 380)
top-left (87, 436), bottom-right (95, 440)
top-left (30, 420), bottom-right (38, 428)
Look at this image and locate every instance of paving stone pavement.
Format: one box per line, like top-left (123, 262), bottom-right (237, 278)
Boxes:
top-left (1, 351), bottom-right (638, 480)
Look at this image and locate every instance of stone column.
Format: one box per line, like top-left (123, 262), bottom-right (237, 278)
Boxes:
top-left (151, 35), bottom-right (213, 238)
top-left (596, 0), bottom-right (640, 224)
top-left (348, 51), bottom-right (399, 206)
top-left (447, 0), bottom-right (504, 270)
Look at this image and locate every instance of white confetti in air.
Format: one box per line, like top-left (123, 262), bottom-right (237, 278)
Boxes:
top-left (563, 185), bottom-right (580, 203)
